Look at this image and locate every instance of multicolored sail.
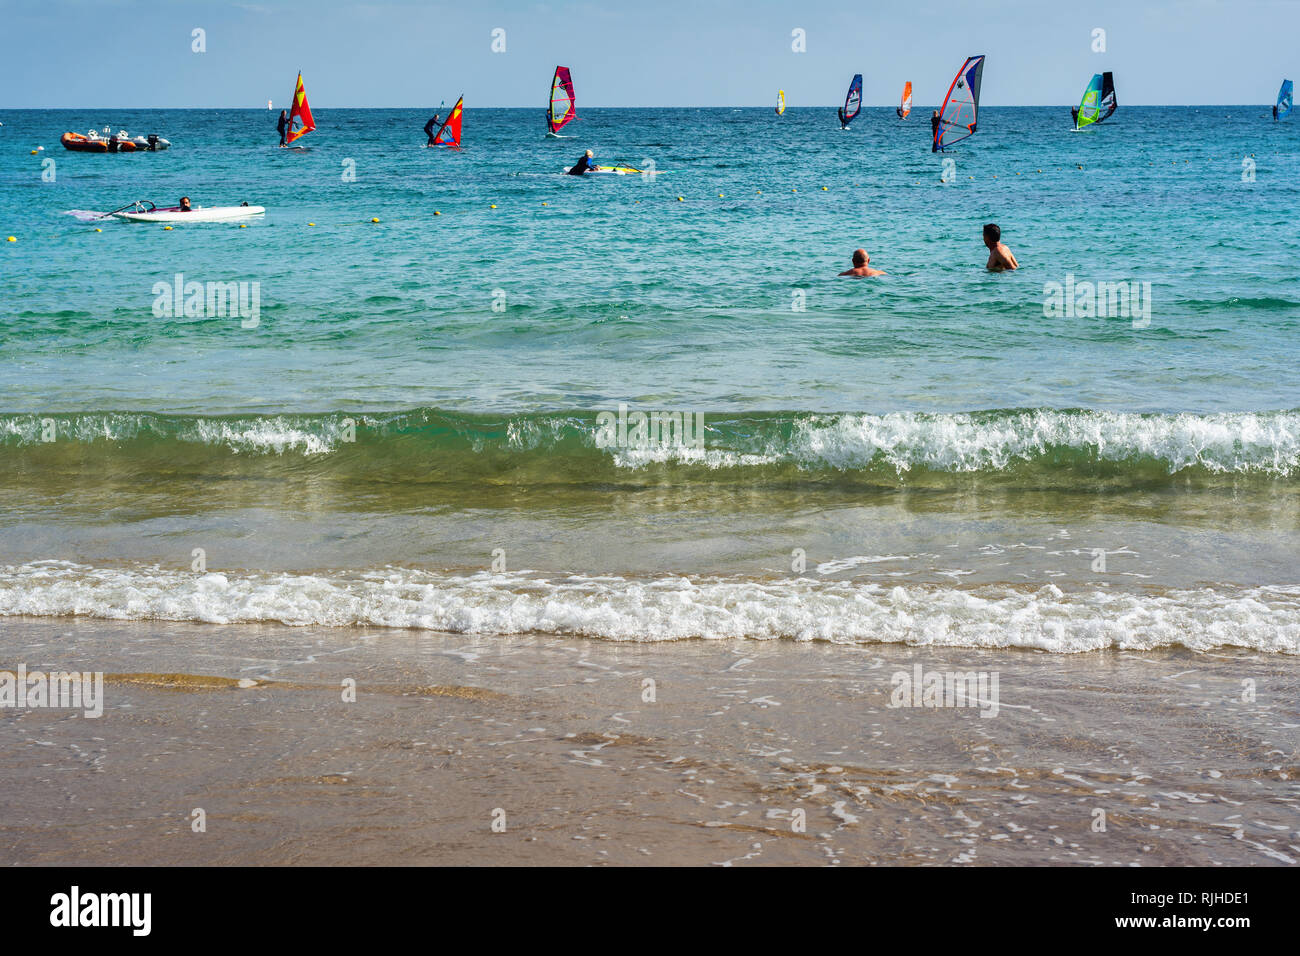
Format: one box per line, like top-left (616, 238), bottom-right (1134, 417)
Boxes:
top-left (1075, 73), bottom-right (1104, 129)
top-left (547, 67), bottom-right (576, 135)
top-left (840, 74), bottom-right (862, 127)
top-left (934, 55), bottom-right (984, 151)
top-left (776, 89), bottom-right (786, 116)
top-left (899, 81), bottom-right (912, 119)
top-left (1099, 72), bottom-right (1117, 122)
top-left (432, 96), bottom-right (463, 149)
top-left (1278, 79), bottom-right (1294, 120)
top-left (286, 71), bottom-right (315, 145)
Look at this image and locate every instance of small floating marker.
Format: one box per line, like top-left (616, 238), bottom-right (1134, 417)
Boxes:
top-left (541, 202), bottom-right (548, 206)
top-left (718, 193), bottom-right (724, 198)
top-left (489, 204), bottom-right (497, 209)
top-left (307, 222), bottom-right (316, 226)
top-left (94, 228), bottom-right (102, 232)
top-left (5, 236), bottom-right (15, 242)
top-left (434, 211), bottom-right (441, 216)
top-left (792, 188), bottom-right (797, 192)
top-left (371, 217), bottom-right (380, 222)
top-left (1077, 164), bottom-right (1083, 169)
top-left (968, 176), bottom-right (973, 179)
top-left (821, 186), bottom-right (828, 191)
top-left (162, 226), bottom-right (172, 230)
top-left (1037, 169), bottom-right (1041, 172)
top-left (30, 149), bottom-right (38, 155)
top-left (677, 196), bottom-right (684, 201)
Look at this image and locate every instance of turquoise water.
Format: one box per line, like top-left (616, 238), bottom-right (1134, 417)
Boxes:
top-left (2, 107), bottom-right (1299, 650)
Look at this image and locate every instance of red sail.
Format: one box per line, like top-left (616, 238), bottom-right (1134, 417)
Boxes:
top-left (432, 96), bottom-right (463, 149)
top-left (287, 71), bottom-right (315, 144)
top-left (547, 66), bottom-right (576, 134)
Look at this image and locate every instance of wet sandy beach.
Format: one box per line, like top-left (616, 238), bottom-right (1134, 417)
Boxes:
top-left (2, 617), bottom-right (1296, 866)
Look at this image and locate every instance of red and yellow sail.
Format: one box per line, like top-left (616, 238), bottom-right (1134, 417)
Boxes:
top-left (286, 71), bottom-right (315, 144)
top-left (433, 96), bottom-right (463, 149)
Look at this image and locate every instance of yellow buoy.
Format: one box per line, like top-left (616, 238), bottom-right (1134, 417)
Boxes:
top-left (371, 217), bottom-right (380, 222)
top-left (163, 226), bottom-right (172, 231)
top-left (489, 204), bottom-right (497, 209)
top-left (677, 196), bottom-right (684, 201)
top-left (30, 149), bottom-right (38, 155)
top-left (308, 222), bottom-right (316, 226)
top-left (5, 236), bottom-right (15, 242)
top-left (718, 193), bottom-right (724, 198)
top-left (822, 186), bottom-right (828, 191)
top-left (434, 211), bottom-right (441, 216)
top-left (238, 224), bottom-right (247, 228)
top-left (94, 228), bottom-right (102, 232)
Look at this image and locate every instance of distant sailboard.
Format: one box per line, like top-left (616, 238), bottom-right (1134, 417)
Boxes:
top-left (429, 96), bottom-right (463, 149)
top-left (547, 67), bottom-right (577, 137)
top-left (1278, 79), bottom-right (1294, 120)
top-left (776, 90), bottom-right (786, 116)
top-left (839, 74), bottom-right (862, 129)
top-left (1075, 73), bottom-right (1104, 129)
top-left (1099, 71), bottom-right (1117, 122)
top-left (285, 71), bottom-right (315, 146)
top-left (899, 81), bottom-right (912, 119)
top-left (933, 55), bottom-right (984, 151)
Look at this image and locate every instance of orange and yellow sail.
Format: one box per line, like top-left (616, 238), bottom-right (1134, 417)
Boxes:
top-left (899, 81), bottom-right (912, 119)
top-left (286, 71), bottom-right (315, 144)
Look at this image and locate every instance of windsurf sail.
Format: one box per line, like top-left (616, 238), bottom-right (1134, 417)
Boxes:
top-left (1278, 79), bottom-right (1294, 120)
top-left (840, 74), bottom-right (862, 127)
top-left (431, 96), bottom-right (463, 148)
top-left (547, 67), bottom-right (576, 135)
top-left (900, 81), bottom-right (912, 118)
top-left (1075, 73), bottom-right (1104, 129)
top-left (776, 90), bottom-right (786, 116)
top-left (1099, 71), bottom-right (1117, 122)
top-left (286, 71), bottom-right (315, 144)
top-left (934, 55), bottom-right (984, 150)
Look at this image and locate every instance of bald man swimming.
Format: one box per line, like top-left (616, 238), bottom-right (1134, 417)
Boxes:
top-left (838, 249), bottom-right (886, 277)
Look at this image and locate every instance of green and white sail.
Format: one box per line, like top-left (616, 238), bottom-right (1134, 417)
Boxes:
top-left (1075, 73), bottom-right (1104, 129)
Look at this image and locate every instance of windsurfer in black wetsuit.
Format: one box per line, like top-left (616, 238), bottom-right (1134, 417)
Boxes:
top-left (930, 110), bottom-right (941, 151)
top-left (837, 107), bottom-right (847, 129)
top-left (896, 106), bottom-right (904, 119)
top-left (568, 149), bottom-right (594, 175)
top-left (1071, 106), bottom-right (1079, 128)
top-left (277, 110), bottom-right (289, 147)
top-left (424, 113), bottom-right (441, 146)
top-left (1274, 104), bottom-right (1280, 121)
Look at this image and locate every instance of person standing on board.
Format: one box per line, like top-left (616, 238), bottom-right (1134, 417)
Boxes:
top-left (1071, 106), bottom-right (1079, 129)
top-left (277, 110), bottom-right (289, 147)
top-left (983, 224), bottom-right (1018, 272)
top-left (424, 113), bottom-right (441, 146)
top-left (930, 110), bottom-right (941, 151)
top-left (896, 105), bottom-right (904, 119)
top-left (838, 249), bottom-right (886, 277)
top-left (1274, 104), bottom-right (1280, 121)
top-left (568, 149), bottom-right (595, 175)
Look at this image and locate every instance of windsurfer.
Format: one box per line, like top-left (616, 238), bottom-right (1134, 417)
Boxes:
top-left (837, 107), bottom-right (847, 128)
top-left (425, 114), bottom-right (442, 146)
top-left (568, 149), bottom-right (594, 176)
top-left (277, 110), bottom-right (289, 147)
top-left (1273, 104), bottom-right (1279, 121)
top-left (1071, 106), bottom-right (1079, 128)
top-left (838, 249), bottom-right (886, 277)
top-left (930, 110), bottom-right (941, 151)
top-left (896, 106), bottom-right (904, 119)
top-left (983, 224), bottom-right (1018, 272)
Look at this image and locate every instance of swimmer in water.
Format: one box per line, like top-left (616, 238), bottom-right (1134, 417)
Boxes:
top-left (983, 223), bottom-right (1018, 272)
top-left (838, 249), bottom-right (886, 277)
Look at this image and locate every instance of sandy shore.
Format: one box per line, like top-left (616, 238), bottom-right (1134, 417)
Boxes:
top-left (1, 617), bottom-right (1296, 866)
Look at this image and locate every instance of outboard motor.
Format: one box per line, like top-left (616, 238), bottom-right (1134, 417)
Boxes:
top-left (147, 134), bottom-right (159, 151)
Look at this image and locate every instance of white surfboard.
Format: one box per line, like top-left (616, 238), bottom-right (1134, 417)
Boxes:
top-left (112, 205), bottom-right (265, 223)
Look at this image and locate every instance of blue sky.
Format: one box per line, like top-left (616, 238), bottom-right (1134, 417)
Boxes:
top-left (0, 0), bottom-right (1294, 107)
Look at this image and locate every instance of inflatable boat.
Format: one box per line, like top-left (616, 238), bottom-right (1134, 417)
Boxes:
top-left (61, 129), bottom-right (171, 153)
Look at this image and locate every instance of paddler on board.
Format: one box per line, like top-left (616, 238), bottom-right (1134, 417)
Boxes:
top-left (567, 149), bottom-right (594, 175)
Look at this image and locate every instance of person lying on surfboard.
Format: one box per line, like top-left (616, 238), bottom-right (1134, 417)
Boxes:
top-left (567, 149), bottom-right (594, 176)
top-left (277, 110), bottom-right (289, 147)
top-left (424, 113), bottom-right (441, 146)
top-left (983, 224), bottom-right (1018, 272)
top-left (838, 249), bottom-right (886, 277)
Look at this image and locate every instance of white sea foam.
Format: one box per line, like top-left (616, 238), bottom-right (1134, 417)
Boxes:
top-left (1, 562), bottom-right (1297, 654)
